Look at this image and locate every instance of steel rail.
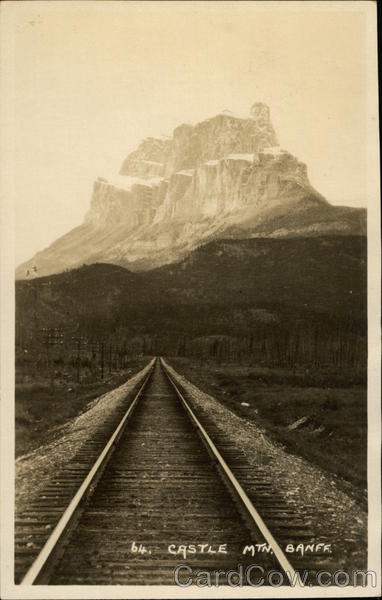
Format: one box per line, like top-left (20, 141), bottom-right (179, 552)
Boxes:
top-left (21, 359), bottom-right (155, 585)
top-left (160, 358), bottom-right (299, 584)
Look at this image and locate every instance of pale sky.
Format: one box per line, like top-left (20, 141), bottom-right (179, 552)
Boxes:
top-left (1, 1), bottom-right (376, 265)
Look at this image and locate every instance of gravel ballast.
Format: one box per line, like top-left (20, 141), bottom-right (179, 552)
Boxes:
top-left (15, 360), bottom-right (154, 512)
top-left (163, 359), bottom-right (368, 573)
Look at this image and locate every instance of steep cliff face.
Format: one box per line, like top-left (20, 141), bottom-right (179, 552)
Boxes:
top-left (16, 102), bottom-right (366, 279)
top-left (86, 176), bottom-right (164, 229)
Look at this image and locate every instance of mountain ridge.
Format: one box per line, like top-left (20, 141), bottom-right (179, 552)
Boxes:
top-left (16, 236), bottom-right (367, 367)
top-left (17, 235), bottom-right (366, 319)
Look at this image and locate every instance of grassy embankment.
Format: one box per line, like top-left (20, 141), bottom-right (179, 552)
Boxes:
top-left (170, 358), bottom-right (367, 506)
top-left (15, 357), bottom-right (150, 457)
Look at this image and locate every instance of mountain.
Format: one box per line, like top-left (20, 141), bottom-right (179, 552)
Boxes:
top-left (16, 103), bottom-right (366, 279)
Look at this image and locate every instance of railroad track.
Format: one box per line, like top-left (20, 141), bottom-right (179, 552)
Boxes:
top-left (15, 358), bottom-right (322, 586)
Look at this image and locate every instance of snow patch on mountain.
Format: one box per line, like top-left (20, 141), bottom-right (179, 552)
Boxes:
top-left (101, 175), bottom-right (163, 191)
top-left (224, 153), bottom-right (254, 162)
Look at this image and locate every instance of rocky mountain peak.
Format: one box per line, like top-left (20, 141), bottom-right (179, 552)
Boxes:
top-left (16, 102), bottom-right (365, 279)
top-left (250, 102), bottom-right (271, 123)
top-left (122, 104), bottom-right (279, 178)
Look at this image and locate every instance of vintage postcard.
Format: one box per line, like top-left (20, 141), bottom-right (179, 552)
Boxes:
top-left (1, 1), bottom-right (380, 598)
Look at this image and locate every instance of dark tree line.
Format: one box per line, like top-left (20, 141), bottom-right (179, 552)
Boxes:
top-left (16, 307), bottom-right (366, 380)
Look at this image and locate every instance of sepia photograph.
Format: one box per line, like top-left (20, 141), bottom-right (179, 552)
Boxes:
top-left (0, 1), bottom-right (380, 598)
